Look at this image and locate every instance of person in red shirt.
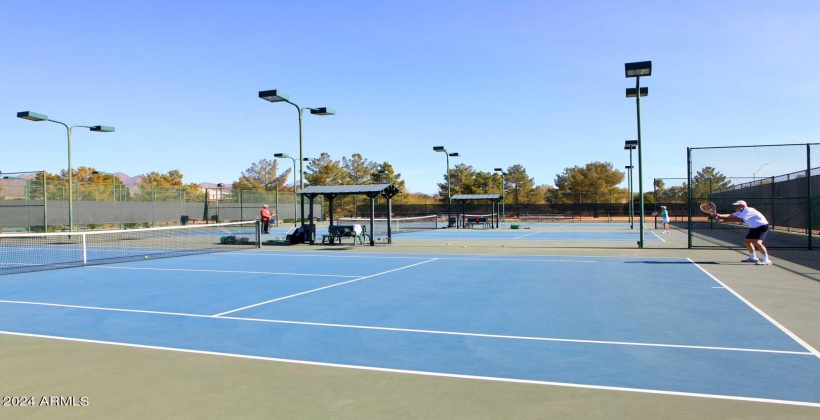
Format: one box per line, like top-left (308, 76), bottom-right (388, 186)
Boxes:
top-left (260, 205), bottom-right (272, 234)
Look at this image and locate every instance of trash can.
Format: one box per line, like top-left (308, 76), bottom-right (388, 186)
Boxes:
top-left (180, 215), bottom-right (189, 225)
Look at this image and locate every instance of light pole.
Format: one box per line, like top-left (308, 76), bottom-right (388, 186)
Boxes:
top-left (624, 61), bottom-right (651, 248)
top-left (17, 111), bottom-right (115, 231)
top-left (274, 153), bottom-right (298, 226)
top-left (752, 163), bottom-right (769, 183)
top-left (258, 90), bottom-right (334, 226)
top-left (625, 140), bottom-right (637, 229)
top-left (494, 168), bottom-right (506, 222)
top-left (433, 146), bottom-right (459, 227)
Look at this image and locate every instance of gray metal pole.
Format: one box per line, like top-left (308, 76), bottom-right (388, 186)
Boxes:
top-left (636, 77), bottom-right (645, 248)
top-left (446, 153), bottom-right (452, 227)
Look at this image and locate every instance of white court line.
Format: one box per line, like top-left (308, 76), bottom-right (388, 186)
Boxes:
top-left (649, 230), bottom-right (666, 243)
top-left (688, 258), bottom-right (820, 359)
top-left (89, 266), bottom-right (357, 278)
top-left (511, 231), bottom-right (542, 239)
top-left (212, 258), bottom-right (439, 316)
top-left (226, 250), bottom-right (684, 261)
top-left (0, 299), bottom-right (811, 356)
top-left (1, 331), bottom-right (818, 408)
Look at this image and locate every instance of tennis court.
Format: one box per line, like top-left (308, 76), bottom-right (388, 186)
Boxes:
top-left (1, 249), bottom-right (818, 407)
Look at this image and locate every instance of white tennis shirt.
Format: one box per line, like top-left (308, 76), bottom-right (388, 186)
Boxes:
top-left (732, 207), bottom-right (769, 228)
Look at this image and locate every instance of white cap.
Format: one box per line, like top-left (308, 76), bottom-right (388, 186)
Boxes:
top-left (660, 206), bottom-right (666, 209)
top-left (732, 200), bottom-right (747, 207)
top-left (263, 205), bottom-right (269, 208)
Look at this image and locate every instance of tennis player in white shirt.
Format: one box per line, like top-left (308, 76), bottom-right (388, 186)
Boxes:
top-left (715, 200), bottom-right (773, 265)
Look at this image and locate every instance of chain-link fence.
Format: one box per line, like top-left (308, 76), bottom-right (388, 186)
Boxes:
top-left (687, 144), bottom-right (819, 249)
top-left (1, 178), bottom-right (321, 232)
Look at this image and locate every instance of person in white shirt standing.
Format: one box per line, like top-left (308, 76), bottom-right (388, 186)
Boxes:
top-left (715, 200), bottom-right (773, 265)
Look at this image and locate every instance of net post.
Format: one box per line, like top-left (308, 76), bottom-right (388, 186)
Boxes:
top-left (81, 233), bottom-right (88, 265)
top-left (256, 220), bottom-right (262, 248)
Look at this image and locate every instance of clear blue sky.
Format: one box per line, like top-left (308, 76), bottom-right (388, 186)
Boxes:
top-left (2, 1), bottom-right (818, 194)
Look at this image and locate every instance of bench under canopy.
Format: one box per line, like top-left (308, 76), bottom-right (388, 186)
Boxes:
top-left (298, 184), bottom-right (401, 246)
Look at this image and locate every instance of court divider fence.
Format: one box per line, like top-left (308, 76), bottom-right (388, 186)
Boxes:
top-left (687, 143), bottom-right (819, 250)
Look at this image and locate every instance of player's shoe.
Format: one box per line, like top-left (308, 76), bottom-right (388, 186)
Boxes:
top-left (741, 257), bottom-right (760, 263)
top-left (755, 259), bottom-right (773, 266)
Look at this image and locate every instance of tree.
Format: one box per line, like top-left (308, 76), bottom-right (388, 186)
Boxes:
top-left (134, 170), bottom-right (200, 202)
top-left (304, 153), bottom-right (349, 186)
top-left (233, 159), bottom-right (288, 191)
top-left (691, 167), bottom-right (731, 200)
top-left (505, 164), bottom-right (536, 204)
top-left (554, 161), bottom-right (624, 203)
top-left (471, 171), bottom-right (498, 194)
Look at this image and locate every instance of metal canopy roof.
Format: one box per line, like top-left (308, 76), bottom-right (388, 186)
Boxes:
top-left (451, 194), bottom-right (502, 200)
top-left (298, 184), bottom-right (400, 196)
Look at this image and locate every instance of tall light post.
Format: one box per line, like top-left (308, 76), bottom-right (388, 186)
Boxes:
top-left (433, 146), bottom-right (459, 227)
top-left (274, 153), bottom-right (298, 227)
top-left (494, 168), bottom-right (506, 222)
top-left (17, 111), bottom-right (115, 231)
top-left (624, 61), bottom-right (651, 248)
top-left (258, 90), bottom-right (334, 226)
top-left (625, 140), bottom-right (637, 229)
top-left (752, 163), bottom-right (769, 183)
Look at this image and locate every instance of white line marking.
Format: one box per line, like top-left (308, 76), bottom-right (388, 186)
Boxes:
top-left (512, 231), bottom-right (542, 239)
top-left (688, 258), bottom-right (820, 359)
top-left (0, 299), bottom-right (811, 356)
top-left (212, 258), bottom-right (439, 316)
top-left (649, 231), bottom-right (666, 243)
top-left (1, 330), bottom-right (818, 408)
top-left (89, 266), bottom-right (358, 278)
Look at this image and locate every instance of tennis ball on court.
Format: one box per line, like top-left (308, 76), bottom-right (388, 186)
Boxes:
top-left (447, 242), bottom-right (450, 245)
top-left (144, 256), bottom-right (149, 259)
top-left (501, 244), bottom-right (505, 247)
top-left (462, 245), bottom-right (467, 248)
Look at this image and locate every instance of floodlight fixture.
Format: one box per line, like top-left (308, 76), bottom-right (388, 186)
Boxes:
top-left (625, 61), bottom-right (652, 78)
top-left (625, 87), bottom-right (648, 98)
top-left (258, 90), bottom-right (290, 103)
top-left (17, 111), bottom-right (49, 121)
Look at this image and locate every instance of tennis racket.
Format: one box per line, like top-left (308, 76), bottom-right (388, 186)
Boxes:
top-left (699, 202), bottom-right (719, 219)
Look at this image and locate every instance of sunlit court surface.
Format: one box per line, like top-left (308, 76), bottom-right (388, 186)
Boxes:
top-left (1, 222), bottom-right (819, 419)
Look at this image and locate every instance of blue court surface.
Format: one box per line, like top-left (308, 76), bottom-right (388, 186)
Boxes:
top-left (1, 250), bottom-right (818, 407)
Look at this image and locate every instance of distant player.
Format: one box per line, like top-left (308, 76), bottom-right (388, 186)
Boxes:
top-left (260, 205), bottom-right (272, 234)
top-left (714, 200), bottom-right (772, 265)
top-left (660, 206), bottom-right (669, 234)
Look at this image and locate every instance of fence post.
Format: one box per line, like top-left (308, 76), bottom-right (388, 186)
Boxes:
top-left (808, 144), bottom-right (813, 250)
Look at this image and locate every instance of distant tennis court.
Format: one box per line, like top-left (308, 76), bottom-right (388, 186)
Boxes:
top-left (1, 250), bottom-right (818, 406)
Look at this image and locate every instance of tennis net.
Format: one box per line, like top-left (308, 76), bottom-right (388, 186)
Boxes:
top-left (337, 215), bottom-right (439, 233)
top-left (0, 221), bottom-right (260, 276)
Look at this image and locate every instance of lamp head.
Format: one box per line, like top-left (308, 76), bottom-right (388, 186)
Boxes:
top-left (274, 153), bottom-right (289, 158)
top-left (494, 168), bottom-right (503, 172)
top-left (17, 111), bottom-right (48, 121)
top-left (90, 125), bottom-right (115, 132)
top-left (433, 146), bottom-right (446, 153)
top-left (448, 152), bottom-right (459, 157)
top-left (258, 90), bottom-right (290, 103)
top-left (625, 87), bottom-right (648, 98)
top-left (625, 61), bottom-right (652, 78)
top-left (309, 107), bottom-right (335, 116)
